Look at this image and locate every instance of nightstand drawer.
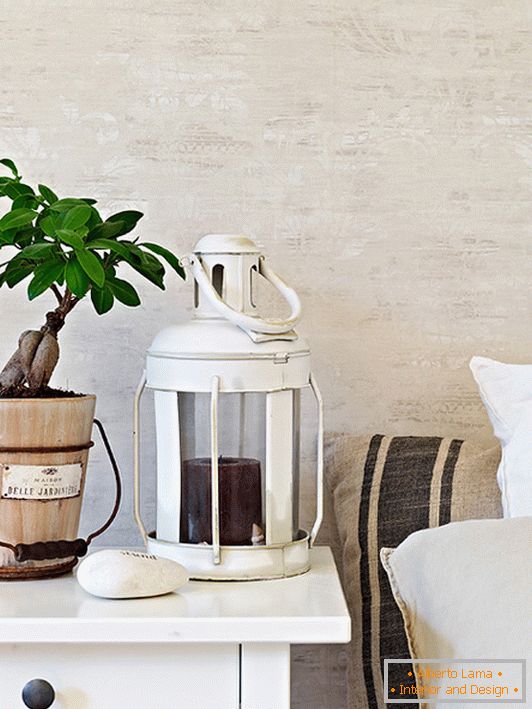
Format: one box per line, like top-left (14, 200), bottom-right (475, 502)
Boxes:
top-left (0, 643), bottom-right (239, 708)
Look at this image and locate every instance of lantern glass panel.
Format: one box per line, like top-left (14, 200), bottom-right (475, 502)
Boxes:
top-left (179, 391), bottom-right (266, 546)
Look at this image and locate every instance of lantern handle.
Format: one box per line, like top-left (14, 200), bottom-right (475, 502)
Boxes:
top-left (133, 369), bottom-right (148, 544)
top-left (188, 254), bottom-right (302, 335)
top-left (309, 373), bottom-right (324, 546)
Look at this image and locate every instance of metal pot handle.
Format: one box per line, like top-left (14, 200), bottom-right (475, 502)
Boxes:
top-left (188, 254), bottom-right (302, 335)
top-left (0, 418), bottom-right (122, 563)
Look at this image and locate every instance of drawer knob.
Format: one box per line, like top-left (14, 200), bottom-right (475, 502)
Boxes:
top-left (22, 678), bottom-right (56, 708)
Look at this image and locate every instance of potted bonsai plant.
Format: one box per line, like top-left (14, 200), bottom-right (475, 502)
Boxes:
top-left (0, 158), bottom-right (184, 579)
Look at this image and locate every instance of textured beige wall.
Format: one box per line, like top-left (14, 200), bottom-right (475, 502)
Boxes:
top-left (1, 1), bottom-right (530, 706)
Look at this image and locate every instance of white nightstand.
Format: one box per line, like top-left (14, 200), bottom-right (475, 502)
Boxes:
top-left (0, 546), bottom-right (350, 709)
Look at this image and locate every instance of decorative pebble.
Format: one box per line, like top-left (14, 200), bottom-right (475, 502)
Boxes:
top-left (76, 549), bottom-right (189, 599)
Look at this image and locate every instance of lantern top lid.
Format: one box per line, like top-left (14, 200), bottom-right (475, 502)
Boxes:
top-left (148, 319), bottom-right (309, 359)
top-left (146, 319), bottom-right (310, 392)
top-left (194, 234), bottom-right (261, 255)
top-left (145, 235), bottom-right (311, 391)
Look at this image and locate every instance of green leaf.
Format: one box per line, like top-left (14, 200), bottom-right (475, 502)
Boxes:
top-left (19, 243), bottom-right (57, 260)
top-left (56, 228), bottom-right (84, 249)
top-left (140, 249), bottom-right (164, 271)
top-left (107, 210), bottom-right (143, 235)
top-left (13, 226), bottom-right (41, 249)
top-left (11, 194), bottom-right (39, 210)
top-left (49, 198), bottom-right (90, 212)
top-left (0, 251), bottom-right (40, 285)
top-left (3, 182), bottom-right (34, 199)
top-left (141, 243), bottom-right (185, 279)
top-left (38, 183), bottom-right (58, 205)
top-left (90, 284), bottom-right (114, 314)
top-left (79, 198), bottom-right (97, 205)
top-left (1, 262), bottom-right (33, 288)
top-left (108, 277), bottom-right (141, 306)
top-left (0, 158), bottom-right (19, 178)
top-left (0, 228), bottom-right (19, 245)
top-left (0, 178), bottom-right (12, 198)
top-left (118, 249), bottom-right (166, 289)
top-left (61, 204), bottom-right (91, 230)
top-left (76, 248), bottom-right (105, 288)
top-left (0, 178), bottom-right (14, 199)
top-left (0, 208), bottom-right (37, 232)
top-left (87, 238), bottom-right (137, 261)
top-left (39, 214), bottom-right (59, 237)
top-left (128, 258), bottom-right (165, 289)
top-left (65, 255), bottom-right (90, 298)
top-left (86, 206), bottom-right (102, 230)
top-left (87, 220), bottom-right (125, 241)
top-left (27, 260), bottom-right (64, 300)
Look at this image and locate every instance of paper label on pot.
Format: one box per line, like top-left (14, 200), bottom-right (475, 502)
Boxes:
top-left (0, 463), bottom-right (83, 500)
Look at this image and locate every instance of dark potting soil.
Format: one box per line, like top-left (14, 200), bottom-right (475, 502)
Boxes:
top-left (0, 385), bottom-right (85, 399)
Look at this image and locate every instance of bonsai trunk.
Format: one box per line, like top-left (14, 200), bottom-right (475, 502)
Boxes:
top-left (0, 290), bottom-right (78, 396)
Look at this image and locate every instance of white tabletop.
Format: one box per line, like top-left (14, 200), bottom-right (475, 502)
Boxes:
top-left (0, 547), bottom-right (350, 645)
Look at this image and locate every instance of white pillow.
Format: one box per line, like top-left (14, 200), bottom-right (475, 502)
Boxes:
top-left (470, 356), bottom-right (532, 517)
top-left (381, 517), bottom-right (531, 708)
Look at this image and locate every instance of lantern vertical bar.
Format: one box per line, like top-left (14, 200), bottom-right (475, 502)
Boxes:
top-left (292, 389), bottom-right (301, 539)
top-left (210, 376), bottom-right (221, 564)
top-left (133, 370), bottom-right (148, 544)
top-left (265, 389), bottom-right (294, 545)
top-left (309, 374), bottom-right (324, 546)
top-left (154, 390), bottom-right (181, 542)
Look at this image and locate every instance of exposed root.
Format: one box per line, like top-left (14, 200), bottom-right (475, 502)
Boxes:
top-left (0, 311), bottom-right (63, 396)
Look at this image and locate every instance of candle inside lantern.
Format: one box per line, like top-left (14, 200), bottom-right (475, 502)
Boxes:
top-left (180, 456), bottom-right (263, 546)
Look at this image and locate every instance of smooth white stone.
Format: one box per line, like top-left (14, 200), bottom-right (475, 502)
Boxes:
top-left (76, 550), bottom-right (189, 599)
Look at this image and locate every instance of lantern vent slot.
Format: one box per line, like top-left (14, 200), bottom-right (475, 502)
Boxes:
top-left (212, 264), bottom-right (224, 298)
top-left (250, 265), bottom-right (258, 308)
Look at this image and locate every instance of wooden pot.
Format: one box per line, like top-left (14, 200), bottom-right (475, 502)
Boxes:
top-left (0, 395), bottom-right (96, 579)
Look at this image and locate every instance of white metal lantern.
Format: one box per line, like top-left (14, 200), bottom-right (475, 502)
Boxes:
top-left (133, 234), bottom-right (323, 580)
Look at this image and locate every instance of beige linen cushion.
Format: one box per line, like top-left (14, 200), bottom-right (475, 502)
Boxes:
top-left (325, 434), bottom-right (502, 709)
top-left (381, 517), bottom-right (532, 709)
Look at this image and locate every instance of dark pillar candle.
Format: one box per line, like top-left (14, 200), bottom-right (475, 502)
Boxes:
top-left (180, 456), bottom-right (262, 546)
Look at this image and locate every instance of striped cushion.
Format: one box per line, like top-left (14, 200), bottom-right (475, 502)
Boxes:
top-left (325, 435), bottom-right (502, 709)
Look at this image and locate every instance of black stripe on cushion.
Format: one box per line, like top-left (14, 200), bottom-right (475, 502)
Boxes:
top-left (358, 434), bottom-right (384, 709)
top-left (439, 439), bottom-right (463, 525)
top-left (378, 437), bottom-right (442, 706)
top-left (357, 436), bottom-right (465, 708)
